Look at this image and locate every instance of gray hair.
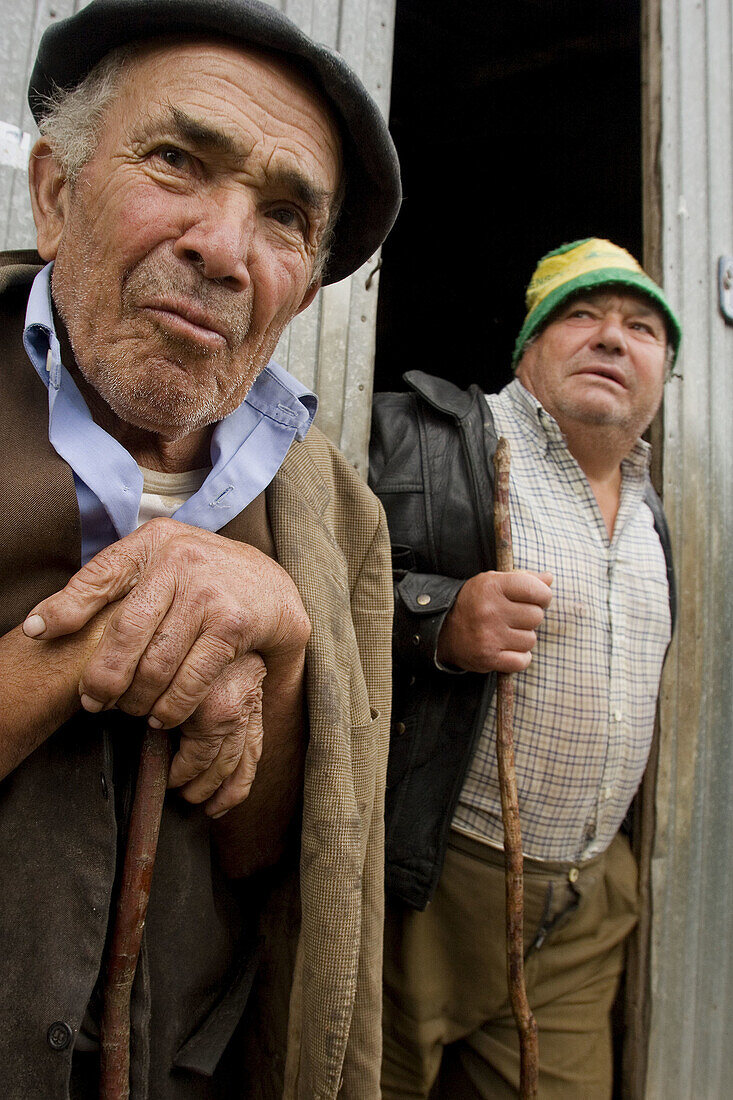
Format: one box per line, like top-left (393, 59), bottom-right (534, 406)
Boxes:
top-left (35, 42), bottom-right (343, 283)
top-left (36, 45), bottom-right (135, 183)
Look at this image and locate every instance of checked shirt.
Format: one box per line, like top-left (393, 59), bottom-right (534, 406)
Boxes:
top-left (453, 379), bottom-right (671, 862)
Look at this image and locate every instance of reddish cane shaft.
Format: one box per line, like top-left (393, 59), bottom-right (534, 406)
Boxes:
top-left (493, 437), bottom-right (539, 1099)
top-left (99, 727), bottom-right (170, 1099)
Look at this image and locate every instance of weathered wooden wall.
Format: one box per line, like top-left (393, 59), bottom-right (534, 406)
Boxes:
top-left (640, 0), bottom-right (733, 1095)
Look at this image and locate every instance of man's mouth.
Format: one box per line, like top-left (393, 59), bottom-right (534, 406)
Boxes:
top-left (140, 298), bottom-right (231, 349)
top-left (575, 364), bottom-right (627, 388)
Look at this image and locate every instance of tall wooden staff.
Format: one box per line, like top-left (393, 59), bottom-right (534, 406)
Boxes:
top-left (493, 437), bottom-right (539, 1098)
top-left (99, 726), bottom-right (170, 1099)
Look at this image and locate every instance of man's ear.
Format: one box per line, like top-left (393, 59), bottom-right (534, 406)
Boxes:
top-left (28, 139), bottom-right (70, 261)
top-left (295, 279), bottom-right (322, 316)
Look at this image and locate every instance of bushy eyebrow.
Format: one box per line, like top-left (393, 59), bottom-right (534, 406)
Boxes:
top-left (270, 168), bottom-right (331, 217)
top-left (169, 105), bottom-right (240, 156)
top-left (569, 294), bottom-right (660, 318)
top-left (161, 106), bottom-right (332, 218)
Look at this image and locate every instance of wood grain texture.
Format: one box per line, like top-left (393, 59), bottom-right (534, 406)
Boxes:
top-left (493, 436), bottom-right (538, 1099)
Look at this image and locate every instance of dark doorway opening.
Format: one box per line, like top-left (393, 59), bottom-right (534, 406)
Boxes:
top-left (374, 4), bottom-right (644, 1092)
top-left (375, 0), bottom-right (642, 396)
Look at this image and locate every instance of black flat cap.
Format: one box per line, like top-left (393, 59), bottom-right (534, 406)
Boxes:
top-left (28, 0), bottom-right (401, 285)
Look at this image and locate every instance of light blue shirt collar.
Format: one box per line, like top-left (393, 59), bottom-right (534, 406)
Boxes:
top-left (23, 263), bottom-right (317, 563)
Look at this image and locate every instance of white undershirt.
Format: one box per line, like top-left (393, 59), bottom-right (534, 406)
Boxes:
top-left (136, 465), bottom-right (210, 526)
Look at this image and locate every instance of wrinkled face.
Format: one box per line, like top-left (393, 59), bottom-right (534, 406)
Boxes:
top-left (34, 40), bottom-right (342, 439)
top-left (516, 291), bottom-right (668, 438)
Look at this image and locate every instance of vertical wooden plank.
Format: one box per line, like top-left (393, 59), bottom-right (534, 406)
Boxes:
top-left (335, 0), bottom-right (395, 471)
top-left (270, 0), bottom-right (397, 469)
top-left (643, 0), bottom-right (733, 1096)
top-left (0, 0), bottom-right (81, 248)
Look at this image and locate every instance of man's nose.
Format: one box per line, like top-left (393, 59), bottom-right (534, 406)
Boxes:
top-left (173, 195), bottom-right (253, 290)
top-left (592, 314), bottom-right (627, 354)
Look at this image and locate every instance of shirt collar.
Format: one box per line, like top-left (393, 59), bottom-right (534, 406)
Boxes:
top-left (23, 261), bottom-right (61, 388)
top-left (242, 360), bottom-right (316, 441)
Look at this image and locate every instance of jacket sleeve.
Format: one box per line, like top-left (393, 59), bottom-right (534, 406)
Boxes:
top-left (369, 379), bottom-right (498, 910)
top-left (393, 571), bottom-right (464, 670)
top-left (369, 390), bottom-right (466, 673)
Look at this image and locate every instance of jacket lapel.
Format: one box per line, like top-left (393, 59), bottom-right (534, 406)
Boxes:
top-left (0, 259), bottom-right (81, 631)
top-left (268, 439), bottom-right (367, 1098)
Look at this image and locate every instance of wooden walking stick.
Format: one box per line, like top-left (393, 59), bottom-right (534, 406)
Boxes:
top-left (493, 437), bottom-right (539, 1099)
top-left (99, 726), bottom-right (170, 1099)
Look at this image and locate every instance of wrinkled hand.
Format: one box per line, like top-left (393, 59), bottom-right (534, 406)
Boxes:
top-left (174, 651), bottom-right (268, 817)
top-left (437, 569), bottom-right (553, 674)
top-left (22, 515), bottom-right (310, 737)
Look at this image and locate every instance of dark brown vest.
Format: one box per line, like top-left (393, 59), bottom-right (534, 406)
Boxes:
top-left (0, 257), bottom-right (273, 1100)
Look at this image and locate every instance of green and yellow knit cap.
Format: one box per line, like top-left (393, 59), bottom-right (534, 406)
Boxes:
top-left (512, 238), bottom-right (682, 369)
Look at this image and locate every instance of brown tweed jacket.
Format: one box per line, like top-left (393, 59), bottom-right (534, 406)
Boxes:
top-left (0, 255), bottom-right (392, 1099)
top-left (270, 430), bottom-right (392, 1099)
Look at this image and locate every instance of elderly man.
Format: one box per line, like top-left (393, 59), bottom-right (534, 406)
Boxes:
top-left (0, 1), bottom-right (400, 1097)
top-left (370, 239), bottom-right (678, 1098)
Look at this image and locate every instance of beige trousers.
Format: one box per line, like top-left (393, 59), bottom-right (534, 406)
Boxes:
top-left (382, 831), bottom-right (639, 1099)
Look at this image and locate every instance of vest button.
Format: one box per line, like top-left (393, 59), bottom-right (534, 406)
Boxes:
top-left (47, 1021), bottom-right (73, 1051)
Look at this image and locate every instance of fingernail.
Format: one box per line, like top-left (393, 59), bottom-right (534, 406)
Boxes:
top-left (148, 716), bottom-right (163, 729)
top-left (22, 614), bottom-right (46, 638)
top-left (80, 693), bottom-right (104, 713)
top-left (210, 809), bottom-right (228, 819)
